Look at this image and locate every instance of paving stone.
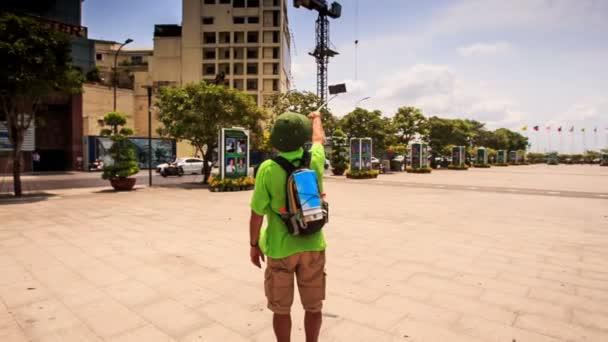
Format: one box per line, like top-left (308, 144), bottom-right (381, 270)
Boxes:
top-left (12, 299), bottom-right (82, 339)
top-left (429, 292), bottom-right (516, 325)
top-left (571, 309), bottom-right (608, 332)
top-left (407, 274), bottom-right (483, 298)
top-left (0, 279), bottom-right (52, 309)
top-left (480, 290), bottom-right (570, 321)
top-left (136, 299), bottom-right (209, 338)
top-left (515, 314), bottom-right (608, 341)
top-left (107, 324), bottom-right (176, 342)
top-left (179, 322), bottom-right (248, 342)
top-left (103, 278), bottom-right (161, 308)
top-left (72, 298), bottom-right (146, 338)
top-left (30, 323), bottom-right (103, 342)
top-left (391, 317), bottom-right (487, 342)
top-left (452, 273), bottom-right (530, 296)
top-left (453, 315), bottom-right (561, 342)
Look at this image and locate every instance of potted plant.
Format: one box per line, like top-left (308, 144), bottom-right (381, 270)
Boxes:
top-left (331, 129), bottom-right (349, 176)
top-left (100, 112), bottom-right (140, 191)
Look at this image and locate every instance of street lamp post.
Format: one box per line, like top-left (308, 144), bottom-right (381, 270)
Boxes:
top-left (113, 38), bottom-right (133, 111)
top-left (355, 96), bottom-right (371, 107)
top-left (142, 85), bottom-right (155, 187)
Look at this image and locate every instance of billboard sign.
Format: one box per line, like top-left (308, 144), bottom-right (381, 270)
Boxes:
top-left (360, 138), bottom-right (372, 170)
top-left (350, 138), bottom-right (372, 171)
top-left (477, 148), bottom-right (487, 164)
top-left (220, 128), bottom-right (249, 179)
top-left (452, 146), bottom-right (465, 166)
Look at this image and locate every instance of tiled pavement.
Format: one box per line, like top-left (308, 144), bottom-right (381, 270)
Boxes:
top-left (0, 165), bottom-right (607, 341)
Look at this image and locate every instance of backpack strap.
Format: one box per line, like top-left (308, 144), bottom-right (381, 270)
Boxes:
top-left (272, 151), bottom-right (311, 176)
top-left (272, 156), bottom-right (297, 176)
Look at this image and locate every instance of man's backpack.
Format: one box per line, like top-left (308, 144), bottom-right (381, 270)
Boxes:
top-left (272, 151), bottom-right (328, 236)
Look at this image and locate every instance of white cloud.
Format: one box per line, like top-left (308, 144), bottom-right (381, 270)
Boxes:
top-left (457, 42), bottom-right (513, 57)
top-left (430, 0), bottom-right (608, 34)
top-left (372, 64), bottom-right (524, 128)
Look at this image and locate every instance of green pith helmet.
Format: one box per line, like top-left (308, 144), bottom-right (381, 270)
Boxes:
top-left (270, 112), bottom-right (312, 152)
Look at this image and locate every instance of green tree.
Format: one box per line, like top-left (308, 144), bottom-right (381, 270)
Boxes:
top-left (0, 13), bottom-right (83, 196)
top-left (99, 112), bottom-right (139, 180)
top-left (156, 82), bottom-right (264, 182)
top-left (265, 90), bottom-right (339, 134)
top-left (392, 106), bottom-right (428, 147)
top-left (340, 108), bottom-right (393, 154)
top-left (330, 129), bottom-right (348, 175)
top-left (425, 117), bottom-right (458, 158)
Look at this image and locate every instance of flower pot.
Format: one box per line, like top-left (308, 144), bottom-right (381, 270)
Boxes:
top-left (110, 178), bottom-right (136, 191)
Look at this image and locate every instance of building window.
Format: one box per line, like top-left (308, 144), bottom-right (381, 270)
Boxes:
top-left (219, 47), bottom-right (230, 59)
top-left (233, 17), bottom-right (246, 24)
top-left (247, 31), bottom-right (259, 43)
top-left (233, 79), bottom-right (244, 90)
top-left (247, 0), bottom-right (259, 7)
top-left (219, 32), bottom-right (231, 43)
top-left (273, 47), bottom-right (279, 59)
top-left (248, 16), bottom-right (259, 24)
top-left (272, 63), bottom-right (279, 75)
top-left (219, 0), bottom-right (230, 3)
top-left (246, 48), bottom-right (258, 59)
top-left (273, 79), bottom-right (279, 91)
top-left (96, 53), bottom-right (103, 61)
top-left (202, 17), bottom-right (214, 25)
top-left (264, 0), bottom-right (279, 6)
top-left (273, 31), bottom-right (280, 43)
top-left (204, 0), bottom-right (215, 4)
top-left (233, 0), bottom-right (245, 7)
top-left (233, 63), bottom-right (244, 75)
top-left (234, 31), bottom-right (245, 43)
top-left (233, 47), bottom-right (245, 59)
top-left (203, 32), bottom-right (216, 44)
top-left (273, 10), bottom-right (280, 27)
top-left (219, 63), bottom-right (230, 75)
top-left (247, 79), bottom-right (258, 90)
top-left (203, 48), bottom-right (216, 59)
top-left (131, 56), bottom-right (143, 64)
top-left (247, 63), bottom-right (258, 75)
top-left (203, 63), bottom-right (216, 75)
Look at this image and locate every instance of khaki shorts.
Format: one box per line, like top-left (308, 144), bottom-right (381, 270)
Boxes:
top-left (264, 250), bottom-right (326, 315)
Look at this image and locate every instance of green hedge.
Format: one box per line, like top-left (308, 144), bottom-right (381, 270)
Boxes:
top-left (448, 165), bottom-right (469, 170)
top-left (406, 167), bottom-right (432, 174)
top-left (473, 163), bottom-right (491, 168)
top-left (345, 169), bottom-right (379, 179)
top-left (494, 163), bottom-right (509, 167)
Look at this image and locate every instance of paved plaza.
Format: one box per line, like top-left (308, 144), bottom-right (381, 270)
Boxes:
top-left (0, 165), bottom-right (607, 341)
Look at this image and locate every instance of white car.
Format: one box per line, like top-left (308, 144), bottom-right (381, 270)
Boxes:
top-left (157, 157), bottom-right (209, 175)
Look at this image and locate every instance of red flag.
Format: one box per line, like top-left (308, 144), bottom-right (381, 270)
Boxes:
top-left (533, 125), bottom-right (539, 131)
top-left (558, 126), bottom-right (562, 132)
top-left (569, 126), bottom-right (574, 132)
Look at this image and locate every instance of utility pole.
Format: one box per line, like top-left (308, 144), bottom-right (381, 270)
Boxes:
top-left (113, 38), bottom-right (133, 111)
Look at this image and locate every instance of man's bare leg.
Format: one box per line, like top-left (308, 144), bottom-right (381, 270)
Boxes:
top-left (304, 311), bottom-right (322, 342)
top-left (273, 313), bottom-right (292, 342)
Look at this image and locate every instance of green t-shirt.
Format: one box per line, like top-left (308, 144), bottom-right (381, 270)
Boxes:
top-left (250, 143), bottom-right (326, 259)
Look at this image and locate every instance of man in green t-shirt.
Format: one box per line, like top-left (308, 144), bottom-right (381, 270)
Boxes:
top-left (249, 111), bottom-right (326, 342)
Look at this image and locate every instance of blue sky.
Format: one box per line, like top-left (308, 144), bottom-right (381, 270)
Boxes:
top-left (84, 0), bottom-right (608, 153)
